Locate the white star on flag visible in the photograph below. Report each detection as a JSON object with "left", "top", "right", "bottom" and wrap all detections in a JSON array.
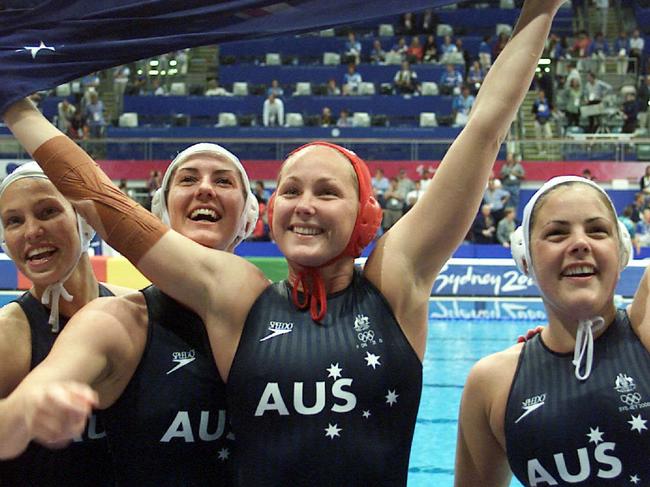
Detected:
[
  {"left": 327, "top": 363, "right": 343, "bottom": 380},
  {"left": 362, "top": 410, "right": 371, "bottom": 419},
  {"left": 628, "top": 414, "right": 648, "bottom": 434},
  {"left": 365, "top": 352, "right": 381, "bottom": 369},
  {"left": 324, "top": 423, "right": 342, "bottom": 439},
  {"left": 217, "top": 447, "right": 230, "bottom": 461},
  {"left": 586, "top": 427, "right": 604, "bottom": 444},
  {"left": 21, "top": 41, "right": 56, "bottom": 59},
  {"left": 385, "top": 389, "right": 399, "bottom": 406},
  {"left": 630, "top": 474, "right": 640, "bottom": 484}
]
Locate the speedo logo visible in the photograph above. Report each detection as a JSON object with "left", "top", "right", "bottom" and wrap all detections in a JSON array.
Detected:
[
  {"left": 260, "top": 321, "right": 294, "bottom": 342},
  {"left": 515, "top": 393, "right": 546, "bottom": 423},
  {"left": 166, "top": 349, "right": 196, "bottom": 375}
]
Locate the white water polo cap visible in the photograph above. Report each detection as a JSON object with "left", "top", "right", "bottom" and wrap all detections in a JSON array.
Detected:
[
  {"left": 0, "top": 162, "right": 95, "bottom": 332},
  {"left": 151, "top": 143, "right": 259, "bottom": 248}
]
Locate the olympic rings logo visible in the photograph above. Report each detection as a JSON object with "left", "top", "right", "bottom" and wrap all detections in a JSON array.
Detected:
[
  {"left": 620, "top": 393, "right": 642, "bottom": 405},
  {"left": 357, "top": 330, "right": 375, "bottom": 343}
]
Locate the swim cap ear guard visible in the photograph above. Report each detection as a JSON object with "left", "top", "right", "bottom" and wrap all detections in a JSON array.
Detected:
[{"left": 151, "top": 143, "right": 259, "bottom": 248}]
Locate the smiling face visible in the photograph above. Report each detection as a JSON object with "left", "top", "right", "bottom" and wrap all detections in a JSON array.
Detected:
[
  {"left": 529, "top": 184, "right": 620, "bottom": 321},
  {"left": 272, "top": 145, "right": 359, "bottom": 268},
  {"left": 0, "top": 178, "right": 81, "bottom": 285},
  {"left": 166, "top": 154, "right": 246, "bottom": 250}
]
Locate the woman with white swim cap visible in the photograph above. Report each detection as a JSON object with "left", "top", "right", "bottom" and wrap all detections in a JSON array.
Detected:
[
  {"left": 0, "top": 144, "right": 256, "bottom": 486},
  {"left": 455, "top": 176, "right": 650, "bottom": 486},
  {"left": 2, "top": 0, "right": 562, "bottom": 483},
  {"left": 0, "top": 163, "right": 132, "bottom": 485}
]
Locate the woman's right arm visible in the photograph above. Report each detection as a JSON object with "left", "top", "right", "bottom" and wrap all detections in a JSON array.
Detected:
[{"left": 2, "top": 99, "right": 269, "bottom": 323}]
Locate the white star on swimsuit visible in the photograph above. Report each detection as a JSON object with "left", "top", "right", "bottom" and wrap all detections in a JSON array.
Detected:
[
  {"left": 327, "top": 363, "right": 343, "bottom": 380},
  {"left": 628, "top": 414, "right": 648, "bottom": 434},
  {"left": 630, "top": 474, "right": 640, "bottom": 484},
  {"left": 362, "top": 410, "right": 371, "bottom": 419},
  {"left": 324, "top": 423, "right": 342, "bottom": 439},
  {"left": 20, "top": 41, "right": 56, "bottom": 59},
  {"left": 385, "top": 389, "right": 399, "bottom": 406},
  {"left": 586, "top": 427, "right": 604, "bottom": 444},
  {"left": 365, "top": 352, "right": 381, "bottom": 369},
  {"left": 217, "top": 448, "right": 230, "bottom": 461}
]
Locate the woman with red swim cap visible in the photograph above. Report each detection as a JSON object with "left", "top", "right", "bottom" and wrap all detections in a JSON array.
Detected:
[{"left": 1, "top": 1, "right": 560, "bottom": 484}]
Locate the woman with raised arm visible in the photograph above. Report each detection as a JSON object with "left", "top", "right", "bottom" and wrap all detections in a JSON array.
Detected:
[
  {"left": 0, "top": 163, "right": 132, "bottom": 486},
  {"left": 1, "top": 1, "right": 562, "bottom": 484},
  {"left": 0, "top": 144, "right": 258, "bottom": 486},
  {"left": 455, "top": 176, "right": 650, "bottom": 486}
]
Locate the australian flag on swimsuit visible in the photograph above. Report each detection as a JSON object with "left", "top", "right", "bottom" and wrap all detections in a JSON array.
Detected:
[{"left": 0, "top": 0, "right": 461, "bottom": 115}]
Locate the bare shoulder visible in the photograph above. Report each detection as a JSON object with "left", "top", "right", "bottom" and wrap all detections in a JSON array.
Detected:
[
  {"left": 465, "top": 343, "right": 523, "bottom": 397},
  {"left": 0, "top": 302, "right": 31, "bottom": 396},
  {"left": 102, "top": 283, "right": 136, "bottom": 297}
]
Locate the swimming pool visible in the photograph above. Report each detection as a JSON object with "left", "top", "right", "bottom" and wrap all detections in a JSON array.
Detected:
[{"left": 408, "top": 312, "right": 540, "bottom": 486}]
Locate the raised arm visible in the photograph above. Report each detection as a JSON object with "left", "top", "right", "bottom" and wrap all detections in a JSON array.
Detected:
[
  {"left": 365, "top": 0, "right": 563, "bottom": 350},
  {"left": 0, "top": 294, "right": 144, "bottom": 459},
  {"left": 2, "top": 99, "right": 268, "bottom": 324},
  {"left": 628, "top": 265, "right": 650, "bottom": 349}
]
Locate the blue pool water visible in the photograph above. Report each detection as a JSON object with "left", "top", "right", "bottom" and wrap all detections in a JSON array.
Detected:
[{"left": 408, "top": 318, "right": 537, "bottom": 487}]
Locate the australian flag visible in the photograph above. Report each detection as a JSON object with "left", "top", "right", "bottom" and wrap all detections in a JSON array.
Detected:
[{"left": 0, "top": 0, "right": 460, "bottom": 115}]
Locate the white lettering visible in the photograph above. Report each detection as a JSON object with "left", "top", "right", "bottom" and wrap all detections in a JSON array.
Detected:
[
  {"left": 160, "top": 411, "right": 194, "bottom": 442},
  {"left": 594, "top": 443, "right": 622, "bottom": 479},
  {"left": 293, "top": 382, "right": 326, "bottom": 415},
  {"left": 554, "top": 448, "right": 590, "bottom": 483},
  {"left": 528, "top": 459, "right": 559, "bottom": 486},
  {"left": 72, "top": 414, "right": 105, "bottom": 442},
  {"left": 331, "top": 378, "right": 356, "bottom": 413},
  {"left": 255, "top": 383, "right": 290, "bottom": 416},
  {"left": 198, "top": 410, "right": 226, "bottom": 441}
]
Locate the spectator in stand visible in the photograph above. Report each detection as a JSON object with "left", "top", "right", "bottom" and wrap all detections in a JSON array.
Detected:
[
  {"left": 370, "top": 40, "right": 386, "bottom": 65},
  {"left": 479, "top": 35, "right": 492, "bottom": 70},
  {"left": 455, "top": 38, "right": 470, "bottom": 68},
  {"left": 492, "top": 32, "right": 509, "bottom": 61},
  {"left": 630, "top": 29, "right": 645, "bottom": 74},
  {"left": 640, "top": 165, "right": 650, "bottom": 196},
  {"left": 126, "top": 74, "right": 146, "bottom": 96},
  {"left": 382, "top": 177, "right": 404, "bottom": 231},
  {"left": 262, "top": 93, "right": 284, "bottom": 127},
  {"left": 565, "top": 61, "right": 581, "bottom": 86},
  {"left": 439, "top": 35, "right": 458, "bottom": 63},
  {"left": 68, "top": 110, "right": 89, "bottom": 140},
  {"left": 250, "top": 199, "right": 270, "bottom": 242},
  {"left": 372, "top": 168, "right": 389, "bottom": 208},
  {"left": 342, "top": 63, "right": 362, "bottom": 95},
  {"left": 84, "top": 91, "right": 105, "bottom": 139},
  {"left": 56, "top": 98, "right": 76, "bottom": 133},
  {"left": 584, "top": 71, "right": 612, "bottom": 133},
  {"left": 336, "top": 109, "right": 352, "bottom": 127},
  {"left": 393, "top": 61, "right": 419, "bottom": 95},
  {"left": 588, "top": 32, "right": 610, "bottom": 74},
  {"left": 148, "top": 78, "right": 166, "bottom": 96},
  {"left": 320, "top": 107, "right": 335, "bottom": 127},
  {"left": 344, "top": 32, "right": 362, "bottom": 65},
  {"left": 499, "top": 152, "right": 525, "bottom": 211},
  {"left": 483, "top": 176, "right": 510, "bottom": 222},
  {"left": 614, "top": 30, "right": 631, "bottom": 75},
  {"left": 267, "top": 79, "right": 284, "bottom": 98},
  {"left": 622, "top": 92, "right": 640, "bottom": 133},
  {"left": 396, "top": 168, "right": 415, "bottom": 199},
  {"left": 496, "top": 207, "right": 517, "bottom": 248},
  {"left": 467, "top": 60, "right": 484, "bottom": 93},
  {"left": 404, "top": 179, "right": 425, "bottom": 213},
  {"left": 452, "top": 85, "right": 475, "bottom": 127},
  {"left": 471, "top": 204, "right": 496, "bottom": 244},
  {"left": 326, "top": 78, "right": 341, "bottom": 96},
  {"left": 113, "top": 65, "right": 131, "bottom": 98},
  {"left": 406, "top": 37, "right": 424, "bottom": 64},
  {"left": 422, "top": 35, "right": 437, "bottom": 63},
  {"left": 204, "top": 79, "right": 232, "bottom": 96},
  {"left": 620, "top": 204, "right": 641, "bottom": 255},
  {"left": 637, "top": 208, "right": 650, "bottom": 247},
  {"left": 253, "top": 180, "right": 271, "bottom": 204},
  {"left": 638, "top": 75, "right": 650, "bottom": 113},
  {"left": 572, "top": 30, "right": 591, "bottom": 58},
  {"left": 421, "top": 9, "right": 438, "bottom": 34},
  {"left": 581, "top": 168, "right": 595, "bottom": 181},
  {"left": 546, "top": 33, "right": 565, "bottom": 62},
  {"left": 632, "top": 192, "right": 646, "bottom": 223},
  {"left": 532, "top": 89, "right": 553, "bottom": 153},
  {"left": 80, "top": 72, "right": 100, "bottom": 97},
  {"left": 399, "top": 12, "right": 416, "bottom": 35},
  {"left": 439, "top": 63, "right": 463, "bottom": 95},
  {"left": 562, "top": 77, "right": 583, "bottom": 127},
  {"left": 390, "top": 37, "right": 408, "bottom": 62}
]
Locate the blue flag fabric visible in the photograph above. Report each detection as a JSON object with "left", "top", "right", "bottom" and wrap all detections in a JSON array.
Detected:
[{"left": 0, "top": 0, "right": 461, "bottom": 115}]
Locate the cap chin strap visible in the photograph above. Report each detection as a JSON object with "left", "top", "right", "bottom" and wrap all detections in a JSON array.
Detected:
[
  {"left": 572, "top": 316, "right": 605, "bottom": 381},
  {"left": 41, "top": 282, "right": 74, "bottom": 333},
  {"left": 291, "top": 268, "right": 327, "bottom": 322}
]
